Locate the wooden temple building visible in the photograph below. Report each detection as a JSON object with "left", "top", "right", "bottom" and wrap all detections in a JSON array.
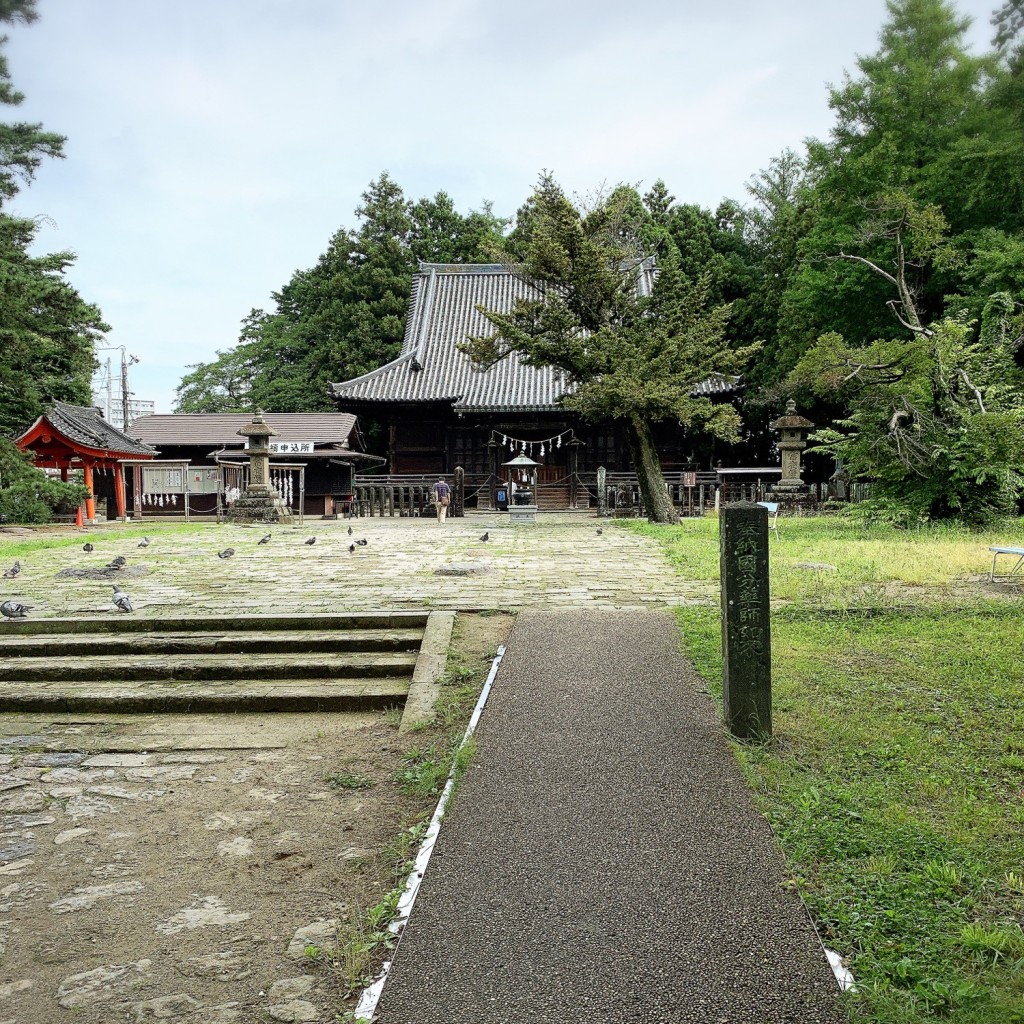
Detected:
[
  {"left": 330, "top": 262, "right": 740, "bottom": 507},
  {"left": 15, "top": 401, "right": 157, "bottom": 523}
]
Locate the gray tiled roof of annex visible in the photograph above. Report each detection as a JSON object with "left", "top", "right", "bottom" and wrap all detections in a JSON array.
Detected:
[{"left": 130, "top": 413, "right": 359, "bottom": 447}]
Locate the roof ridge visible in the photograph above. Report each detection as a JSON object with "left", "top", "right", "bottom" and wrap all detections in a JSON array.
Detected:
[{"left": 416, "top": 262, "right": 508, "bottom": 274}]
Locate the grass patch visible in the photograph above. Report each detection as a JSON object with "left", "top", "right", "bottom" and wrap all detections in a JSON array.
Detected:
[
  {"left": 668, "top": 514, "right": 1024, "bottom": 1024},
  {"left": 0, "top": 522, "right": 212, "bottom": 558},
  {"left": 626, "top": 514, "right": 1024, "bottom": 607},
  {"left": 325, "top": 771, "right": 375, "bottom": 791}
]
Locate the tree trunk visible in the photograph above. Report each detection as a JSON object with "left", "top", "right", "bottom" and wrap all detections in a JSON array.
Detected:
[{"left": 624, "top": 415, "right": 678, "bottom": 524}]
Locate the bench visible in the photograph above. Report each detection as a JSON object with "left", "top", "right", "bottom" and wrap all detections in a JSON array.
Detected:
[
  {"left": 989, "top": 546, "right": 1024, "bottom": 582},
  {"left": 757, "top": 501, "right": 780, "bottom": 539}
]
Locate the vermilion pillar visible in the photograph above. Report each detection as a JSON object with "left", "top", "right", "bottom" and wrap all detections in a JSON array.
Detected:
[
  {"left": 60, "top": 466, "right": 69, "bottom": 482},
  {"left": 83, "top": 462, "right": 96, "bottom": 522},
  {"left": 114, "top": 464, "right": 127, "bottom": 520}
]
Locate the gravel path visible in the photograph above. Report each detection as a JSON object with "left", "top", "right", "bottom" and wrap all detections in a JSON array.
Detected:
[{"left": 375, "top": 610, "right": 848, "bottom": 1024}]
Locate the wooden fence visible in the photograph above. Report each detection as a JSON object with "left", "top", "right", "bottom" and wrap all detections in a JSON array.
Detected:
[{"left": 351, "top": 470, "right": 872, "bottom": 517}]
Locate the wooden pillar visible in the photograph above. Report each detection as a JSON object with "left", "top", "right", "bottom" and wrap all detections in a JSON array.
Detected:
[
  {"left": 83, "top": 462, "right": 96, "bottom": 523},
  {"left": 454, "top": 466, "right": 465, "bottom": 518},
  {"left": 114, "top": 463, "right": 127, "bottom": 521},
  {"left": 568, "top": 439, "right": 582, "bottom": 509},
  {"left": 60, "top": 466, "right": 69, "bottom": 483}
]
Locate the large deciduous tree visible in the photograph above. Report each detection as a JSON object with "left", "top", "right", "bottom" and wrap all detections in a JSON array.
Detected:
[
  {"left": 0, "top": 0, "right": 104, "bottom": 438},
  {"left": 464, "top": 174, "right": 755, "bottom": 525}
]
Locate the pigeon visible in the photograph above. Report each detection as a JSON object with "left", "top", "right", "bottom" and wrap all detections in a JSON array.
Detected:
[
  {"left": 3, "top": 561, "right": 20, "bottom": 579},
  {"left": 479, "top": 532, "right": 490, "bottom": 542},
  {"left": 0, "top": 600, "right": 30, "bottom": 620},
  {"left": 138, "top": 537, "right": 150, "bottom": 548},
  {"left": 348, "top": 543, "right": 356, "bottom": 554},
  {"left": 111, "top": 585, "right": 133, "bottom": 613},
  {"left": 356, "top": 539, "right": 368, "bottom": 547},
  {"left": 304, "top": 537, "right": 316, "bottom": 546},
  {"left": 596, "top": 528, "right": 604, "bottom": 536},
  {"left": 347, "top": 525, "right": 353, "bottom": 536},
  {"left": 83, "top": 543, "right": 94, "bottom": 553},
  {"left": 106, "top": 556, "right": 127, "bottom": 569},
  {"left": 218, "top": 548, "right": 235, "bottom": 559},
  {"left": 258, "top": 533, "right": 272, "bottom": 545}
]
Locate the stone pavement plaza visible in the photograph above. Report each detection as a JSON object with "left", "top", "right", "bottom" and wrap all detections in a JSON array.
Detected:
[{"left": 9, "top": 513, "right": 713, "bottom": 619}]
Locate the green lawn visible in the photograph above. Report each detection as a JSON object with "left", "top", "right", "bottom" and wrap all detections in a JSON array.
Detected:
[{"left": 625, "top": 515, "right": 1024, "bottom": 1024}]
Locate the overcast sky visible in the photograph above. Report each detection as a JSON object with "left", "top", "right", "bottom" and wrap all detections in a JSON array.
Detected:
[{"left": 7, "top": 0, "right": 1001, "bottom": 414}]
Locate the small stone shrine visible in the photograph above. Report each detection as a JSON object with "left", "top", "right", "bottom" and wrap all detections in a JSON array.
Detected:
[
  {"left": 227, "top": 410, "right": 294, "bottom": 523},
  {"left": 769, "top": 400, "right": 815, "bottom": 493}
]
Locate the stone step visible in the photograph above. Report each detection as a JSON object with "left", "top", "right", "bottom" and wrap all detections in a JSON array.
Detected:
[
  {"left": 0, "top": 679, "right": 410, "bottom": 714},
  {"left": 0, "top": 651, "right": 418, "bottom": 683},
  {"left": 0, "top": 611, "right": 429, "bottom": 636},
  {"left": 0, "top": 627, "right": 424, "bottom": 658}
]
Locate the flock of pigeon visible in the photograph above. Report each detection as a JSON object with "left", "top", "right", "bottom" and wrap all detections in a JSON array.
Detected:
[
  {"left": 1, "top": 520, "right": 597, "bottom": 622},
  {"left": 0, "top": 527, "right": 379, "bottom": 621}
]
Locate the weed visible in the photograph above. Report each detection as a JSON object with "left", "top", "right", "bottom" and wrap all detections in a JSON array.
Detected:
[
  {"left": 381, "top": 705, "right": 404, "bottom": 728},
  {"left": 397, "top": 745, "right": 447, "bottom": 797},
  {"left": 923, "top": 860, "right": 964, "bottom": 887},
  {"left": 327, "top": 889, "right": 401, "bottom": 995},
  {"left": 960, "top": 922, "right": 1024, "bottom": 965},
  {"left": 325, "top": 772, "right": 374, "bottom": 791}
]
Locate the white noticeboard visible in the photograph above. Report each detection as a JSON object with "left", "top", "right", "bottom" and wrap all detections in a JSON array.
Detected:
[{"left": 268, "top": 442, "right": 313, "bottom": 454}]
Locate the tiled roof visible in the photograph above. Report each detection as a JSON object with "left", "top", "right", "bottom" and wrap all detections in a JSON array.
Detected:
[
  {"left": 330, "top": 262, "right": 738, "bottom": 412},
  {"left": 130, "top": 413, "right": 359, "bottom": 447},
  {"left": 690, "top": 373, "right": 743, "bottom": 397},
  {"left": 46, "top": 402, "right": 157, "bottom": 456}
]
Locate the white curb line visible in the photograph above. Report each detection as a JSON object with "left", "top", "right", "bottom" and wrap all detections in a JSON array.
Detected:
[{"left": 354, "top": 643, "right": 507, "bottom": 1021}]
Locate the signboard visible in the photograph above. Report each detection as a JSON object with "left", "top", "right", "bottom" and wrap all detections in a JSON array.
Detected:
[
  {"left": 683, "top": 471, "right": 697, "bottom": 488},
  {"left": 269, "top": 442, "right": 314, "bottom": 454}
]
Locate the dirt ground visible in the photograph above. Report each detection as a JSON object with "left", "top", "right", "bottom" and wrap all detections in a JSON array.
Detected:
[{"left": 0, "top": 612, "right": 513, "bottom": 1024}]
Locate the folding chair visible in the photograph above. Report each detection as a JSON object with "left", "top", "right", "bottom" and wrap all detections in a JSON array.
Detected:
[{"left": 988, "top": 545, "right": 1024, "bottom": 582}]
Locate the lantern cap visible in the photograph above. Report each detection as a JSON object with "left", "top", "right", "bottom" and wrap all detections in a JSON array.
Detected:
[
  {"left": 770, "top": 399, "right": 815, "bottom": 431},
  {"left": 502, "top": 453, "right": 541, "bottom": 468}
]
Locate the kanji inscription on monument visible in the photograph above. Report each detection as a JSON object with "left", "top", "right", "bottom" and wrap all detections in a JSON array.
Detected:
[{"left": 719, "top": 501, "right": 772, "bottom": 739}]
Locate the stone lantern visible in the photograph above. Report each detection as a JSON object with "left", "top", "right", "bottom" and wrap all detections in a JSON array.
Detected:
[
  {"left": 502, "top": 452, "right": 541, "bottom": 524},
  {"left": 769, "top": 400, "right": 815, "bottom": 492},
  {"left": 228, "top": 410, "right": 293, "bottom": 523}
]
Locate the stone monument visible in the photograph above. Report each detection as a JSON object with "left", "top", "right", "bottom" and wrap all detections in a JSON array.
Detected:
[
  {"left": 769, "top": 400, "right": 815, "bottom": 492},
  {"left": 227, "top": 410, "right": 293, "bottom": 523},
  {"left": 719, "top": 501, "right": 772, "bottom": 740}
]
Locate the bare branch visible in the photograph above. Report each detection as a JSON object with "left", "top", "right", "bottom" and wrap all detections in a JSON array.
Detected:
[
  {"left": 957, "top": 369, "right": 986, "bottom": 413},
  {"left": 885, "top": 300, "right": 934, "bottom": 337},
  {"left": 834, "top": 251, "right": 898, "bottom": 287}
]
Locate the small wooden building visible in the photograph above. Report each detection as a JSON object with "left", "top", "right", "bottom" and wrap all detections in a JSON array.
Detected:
[
  {"left": 330, "top": 262, "right": 740, "bottom": 507},
  {"left": 15, "top": 401, "right": 157, "bottom": 523},
  {"left": 129, "top": 413, "right": 381, "bottom": 517}
]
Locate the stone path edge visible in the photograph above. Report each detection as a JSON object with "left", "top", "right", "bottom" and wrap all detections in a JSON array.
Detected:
[{"left": 400, "top": 611, "right": 457, "bottom": 732}]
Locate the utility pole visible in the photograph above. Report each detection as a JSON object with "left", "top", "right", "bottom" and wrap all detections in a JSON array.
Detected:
[
  {"left": 121, "top": 350, "right": 130, "bottom": 429},
  {"left": 117, "top": 349, "right": 140, "bottom": 427}
]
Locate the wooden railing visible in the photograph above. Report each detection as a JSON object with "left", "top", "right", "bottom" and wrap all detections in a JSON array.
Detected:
[{"left": 352, "top": 470, "right": 867, "bottom": 517}]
